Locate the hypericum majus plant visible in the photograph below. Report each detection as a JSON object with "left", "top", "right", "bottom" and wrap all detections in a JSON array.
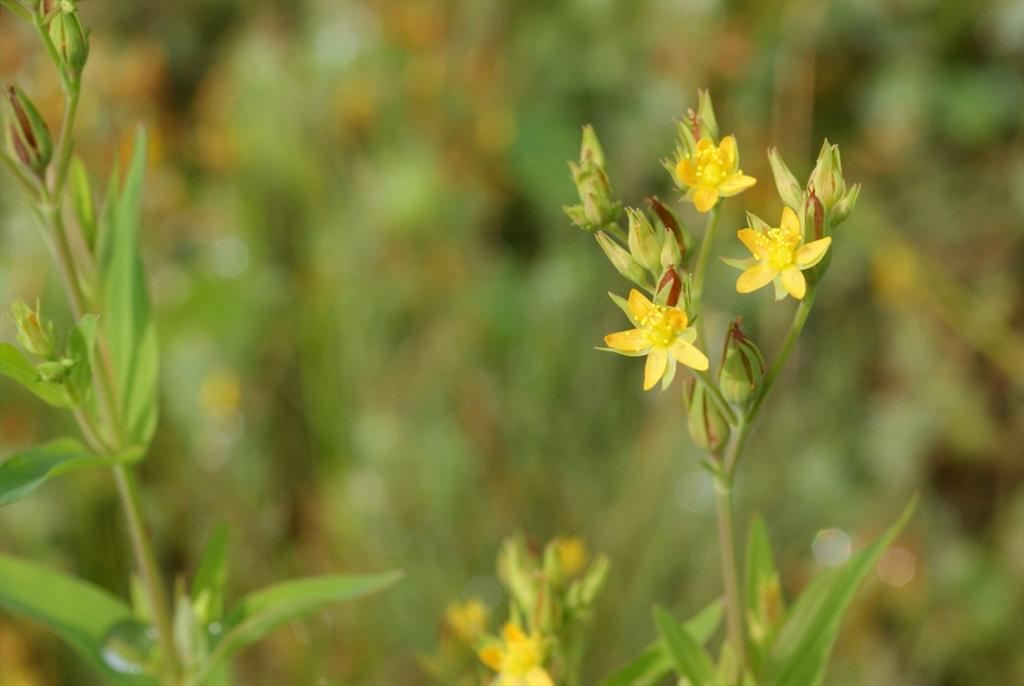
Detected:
[
  {"left": 566, "top": 91, "right": 913, "bottom": 686},
  {"left": 0, "top": 0, "right": 399, "bottom": 682}
]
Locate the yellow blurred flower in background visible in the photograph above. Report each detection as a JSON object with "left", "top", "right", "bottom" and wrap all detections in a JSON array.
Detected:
[
  {"left": 478, "top": 622, "right": 554, "bottom": 686},
  {"left": 553, "top": 536, "right": 588, "bottom": 579},
  {"left": 446, "top": 599, "right": 487, "bottom": 644}
]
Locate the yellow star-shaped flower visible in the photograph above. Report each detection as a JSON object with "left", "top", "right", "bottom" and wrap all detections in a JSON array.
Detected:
[
  {"left": 734, "top": 207, "right": 831, "bottom": 300},
  {"left": 675, "top": 136, "right": 757, "bottom": 213},
  {"left": 603, "top": 289, "right": 709, "bottom": 391},
  {"left": 478, "top": 623, "right": 554, "bottom": 686}
]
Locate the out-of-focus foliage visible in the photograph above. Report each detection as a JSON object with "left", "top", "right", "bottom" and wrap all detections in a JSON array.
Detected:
[{"left": 1, "top": 2, "right": 1021, "bottom": 684}]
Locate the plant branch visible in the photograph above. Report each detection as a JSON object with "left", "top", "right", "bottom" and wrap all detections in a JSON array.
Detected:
[
  {"left": 691, "top": 204, "right": 721, "bottom": 346},
  {"left": 714, "top": 477, "right": 744, "bottom": 683}
]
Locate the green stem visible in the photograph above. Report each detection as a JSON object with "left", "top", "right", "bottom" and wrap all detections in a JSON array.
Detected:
[
  {"left": 691, "top": 204, "right": 721, "bottom": 345},
  {"left": 723, "top": 288, "right": 816, "bottom": 477},
  {"left": 1, "top": 0, "right": 33, "bottom": 22},
  {"left": 52, "top": 88, "right": 80, "bottom": 195},
  {"left": 714, "top": 477, "right": 744, "bottom": 683}
]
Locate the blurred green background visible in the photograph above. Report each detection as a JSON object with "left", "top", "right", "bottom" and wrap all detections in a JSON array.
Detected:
[{"left": 1, "top": 1, "right": 1022, "bottom": 684}]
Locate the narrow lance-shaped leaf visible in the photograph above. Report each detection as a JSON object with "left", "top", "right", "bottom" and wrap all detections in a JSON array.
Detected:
[
  {"left": 0, "top": 342, "right": 70, "bottom": 407},
  {"left": 0, "top": 553, "right": 158, "bottom": 686},
  {"left": 601, "top": 600, "right": 723, "bottom": 686},
  {"left": 744, "top": 514, "right": 784, "bottom": 673},
  {"left": 97, "top": 127, "right": 159, "bottom": 448},
  {"left": 0, "top": 437, "right": 141, "bottom": 506},
  {"left": 765, "top": 497, "right": 918, "bottom": 686},
  {"left": 191, "top": 521, "right": 229, "bottom": 625},
  {"left": 196, "top": 570, "right": 403, "bottom": 682},
  {"left": 653, "top": 605, "right": 717, "bottom": 686}
]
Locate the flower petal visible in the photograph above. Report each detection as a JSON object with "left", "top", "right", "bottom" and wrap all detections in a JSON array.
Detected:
[
  {"left": 502, "top": 622, "right": 525, "bottom": 643},
  {"left": 525, "top": 667, "right": 556, "bottom": 686},
  {"left": 643, "top": 348, "right": 668, "bottom": 390},
  {"left": 675, "top": 158, "right": 698, "bottom": 187},
  {"left": 627, "top": 288, "right": 655, "bottom": 322},
  {"left": 737, "top": 228, "right": 772, "bottom": 261},
  {"left": 479, "top": 647, "right": 504, "bottom": 671},
  {"left": 719, "top": 173, "right": 757, "bottom": 197},
  {"left": 795, "top": 237, "right": 832, "bottom": 268},
  {"left": 692, "top": 186, "right": 720, "bottom": 213},
  {"left": 736, "top": 263, "right": 779, "bottom": 293},
  {"left": 721, "top": 256, "right": 757, "bottom": 270},
  {"left": 780, "top": 267, "right": 807, "bottom": 299},
  {"left": 604, "top": 328, "right": 649, "bottom": 353},
  {"left": 671, "top": 340, "right": 709, "bottom": 371},
  {"left": 660, "top": 357, "right": 678, "bottom": 390},
  {"left": 780, "top": 206, "right": 801, "bottom": 236},
  {"left": 719, "top": 135, "right": 738, "bottom": 170}
]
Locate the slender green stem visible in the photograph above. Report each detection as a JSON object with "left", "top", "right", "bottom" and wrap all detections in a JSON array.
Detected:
[
  {"left": 691, "top": 204, "right": 721, "bottom": 345},
  {"left": 714, "top": 477, "right": 744, "bottom": 682},
  {"left": 52, "top": 88, "right": 80, "bottom": 194}
]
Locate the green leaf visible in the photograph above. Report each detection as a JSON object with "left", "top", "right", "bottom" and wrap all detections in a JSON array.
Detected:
[
  {"left": 0, "top": 553, "right": 157, "bottom": 686},
  {"left": 192, "top": 521, "right": 229, "bottom": 624},
  {"left": 66, "top": 313, "right": 99, "bottom": 403},
  {"left": 0, "top": 438, "right": 140, "bottom": 506},
  {"left": 765, "top": 497, "right": 918, "bottom": 686},
  {"left": 0, "top": 342, "right": 70, "bottom": 407},
  {"left": 97, "top": 128, "right": 159, "bottom": 448},
  {"left": 744, "top": 514, "right": 784, "bottom": 672},
  {"left": 198, "top": 570, "right": 403, "bottom": 680},
  {"left": 601, "top": 600, "right": 723, "bottom": 686},
  {"left": 653, "top": 606, "right": 716, "bottom": 686}
]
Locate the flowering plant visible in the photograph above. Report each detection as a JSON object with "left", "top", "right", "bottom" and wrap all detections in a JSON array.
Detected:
[{"left": 0, "top": 2, "right": 398, "bottom": 683}]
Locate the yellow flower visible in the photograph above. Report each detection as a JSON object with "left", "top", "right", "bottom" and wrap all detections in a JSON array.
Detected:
[
  {"left": 734, "top": 207, "right": 831, "bottom": 300},
  {"left": 446, "top": 599, "right": 487, "bottom": 644},
  {"left": 675, "top": 136, "right": 757, "bottom": 213},
  {"left": 603, "top": 289, "right": 709, "bottom": 391},
  {"left": 554, "top": 536, "right": 588, "bottom": 578},
  {"left": 478, "top": 622, "right": 554, "bottom": 686}
]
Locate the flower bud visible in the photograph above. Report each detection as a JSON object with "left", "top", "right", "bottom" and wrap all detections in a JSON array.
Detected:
[
  {"left": 718, "top": 318, "right": 764, "bottom": 406},
  {"left": 563, "top": 126, "right": 622, "bottom": 231},
  {"left": 36, "top": 358, "right": 74, "bottom": 384},
  {"left": 655, "top": 267, "right": 682, "bottom": 308},
  {"left": 646, "top": 195, "right": 692, "bottom": 264},
  {"left": 497, "top": 535, "right": 538, "bottom": 619},
  {"left": 5, "top": 85, "right": 52, "bottom": 176},
  {"left": 48, "top": 2, "right": 89, "bottom": 78},
  {"left": 579, "top": 123, "right": 605, "bottom": 168},
  {"left": 10, "top": 299, "right": 56, "bottom": 359},
  {"left": 683, "top": 377, "right": 730, "bottom": 454},
  {"left": 768, "top": 147, "right": 804, "bottom": 211},
  {"left": 595, "top": 231, "right": 651, "bottom": 289},
  {"left": 626, "top": 208, "right": 660, "bottom": 274},
  {"left": 831, "top": 182, "right": 860, "bottom": 227},
  {"left": 696, "top": 89, "right": 718, "bottom": 141},
  {"left": 808, "top": 139, "right": 845, "bottom": 210}
]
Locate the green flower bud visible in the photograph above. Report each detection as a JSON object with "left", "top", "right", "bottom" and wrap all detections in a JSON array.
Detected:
[
  {"left": 683, "top": 377, "right": 730, "bottom": 454},
  {"left": 579, "top": 123, "right": 605, "bottom": 168},
  {"left": 497, "top": 535, "right": 539, "bottom": 619},
  {"left": 5, "top": 85, "right": 52, "bottom": 176},
  {"left": 696, "top": 89, "right": 718, "bottom": 141},
  {"left": 10, "top": 299, "right": 56, "bottom": 358},
  {"left": 49, "top": 1, "right": 89, "bottom": 77},
  {"left": 595, "top": 231, "right": 651, "bottom": 289},
  {"left": 831, "top": 182, "right": 860, "bottom": 227},
  {"left": 768, "top": 147, "right": 804, "bottom": 211},
  {"left": 36, "top": 358, "right": 74, "bottom": 384},
  {"left": 566, "top": 553, "right": 610, "bottom": 612},
  {"left": 718, "top": 318, "right": 765, "bottom": 406},
  {"left": 626, "top": 208, "right": 660, "bottom": 273},
  {"left": 646, "top": 195, "right": 692, "bottom": 265},
  {"left": 808, "top": 139, "right": 846, "bottom": 210},
  {"left": 564, "top": 126, "right": 622, "bottom": 231}
]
